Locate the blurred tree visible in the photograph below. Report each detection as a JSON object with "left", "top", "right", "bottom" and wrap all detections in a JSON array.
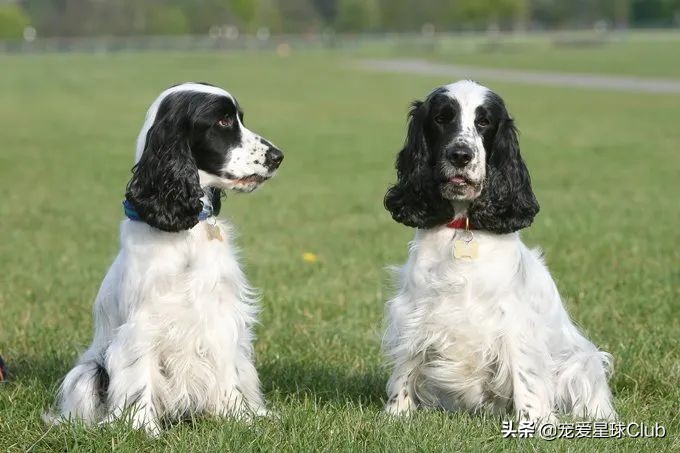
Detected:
[
  {"left": 610, "top": 0, "right": 631, "bottom": 28},
  {"left": 452, "top": 0, "right": 529, "bottom": 29},
  {"left": 231, "top": 0, "right": 257, "bottom": 25},
  {"left": 378, "top": 0, "right": 421, "bottom": 31},
  {"left": 377, "top": 0, "right": 465, "bottom": 32},
  {"left": 12, "top": 0, "right": 680, "bottom": 37},
  {"left": 254, "top": 0, "right": 284, "bottom": 33},
  {"left": 179, "top": 0, "right": 236, "bottom": 34},
  {"left": 21, "top": 0, "right": 56, "bottom": 35},
  {"left": 530, "top": 0, "right": 636, "bottom": 29},
  {"left": 530, "top": 0, "right": 579, "bottom": 27},
  {"left": 148, "top": 5, "right": 189, "bottom": 35},
  {"left": 632, "top": 0, "right": 680, "bottom": 27},
  {"left": 311, "top": 0, "right": 338, "bottom": 25},
  {"left": 0, "top": 3, "right": 30, "bottom": 39},
  {"left": 336, "top": 0, "right": 380, "bottom": 31},
  {"left": 275, "top": 0, "right": 320, "bottom": 32}
]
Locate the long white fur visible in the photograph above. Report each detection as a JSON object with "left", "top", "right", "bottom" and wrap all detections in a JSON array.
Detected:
[
  {"left": 48, "top": 84, "right": 268, "bottom": 434},
  {"left": 384, "top": 82, "right": 616, "bottom": 422}
]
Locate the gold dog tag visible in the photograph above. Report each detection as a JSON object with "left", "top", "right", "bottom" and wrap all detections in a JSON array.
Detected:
[
  {"left": 453, "top": 231, "right": 478, "bottom": 260},
  {"left": 206, "top": 223, "right": 223, "bottom": 241}
]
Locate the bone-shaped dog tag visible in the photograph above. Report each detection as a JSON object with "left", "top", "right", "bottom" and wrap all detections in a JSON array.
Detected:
[
  {"left": 453, "top": 231, "right": 478, "bottom": 260},
  {"left": 206, "top": 223, "right": 223, "bottom": 241}
]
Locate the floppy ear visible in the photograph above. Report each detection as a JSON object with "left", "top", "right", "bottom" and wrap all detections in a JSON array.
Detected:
[
  {"left": 125, "top": 118, "right": 203, "bottom": 232},
  {"left": 384, "top": 101, "right": 453, "bottom": 228},
  {"left": 209, "top": 187, "right": 222, "bottom": 216},
  {"left": 469, "top": 117, "right": 539, "bottom": 234}
]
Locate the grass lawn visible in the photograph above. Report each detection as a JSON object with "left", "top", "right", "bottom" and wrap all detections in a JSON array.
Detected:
[
  {"left": 359, "top": 30, "right": 680, "bottom": 79},
  {"left": 0, "top": 45, "right": 678, "bottom": 451}
]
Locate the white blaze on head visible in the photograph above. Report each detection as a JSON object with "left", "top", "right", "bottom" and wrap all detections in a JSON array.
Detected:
[
  {"left": 443, "top": 80, "right": 489, "bottom": 140},
  {"left": 134, "top": 83, "right": 234, "bottom": 163},
  {"left": 441, "top": 80, "right": 491, "bottom": 190}
]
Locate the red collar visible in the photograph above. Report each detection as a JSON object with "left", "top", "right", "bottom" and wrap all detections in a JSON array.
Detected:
[{"left": 446, "top": 217, "right": 473, "bottom": 230}]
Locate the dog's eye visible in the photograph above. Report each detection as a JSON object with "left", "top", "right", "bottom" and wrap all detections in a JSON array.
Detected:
[
  {"left": 217, "top": 117, "right": 234, "bottom": 128},
  {"left": 434, "top": 109, "right": 455, "bottom": 124},
  {"left": 476, "top": 118, "right": 490, "bottom": 128}
]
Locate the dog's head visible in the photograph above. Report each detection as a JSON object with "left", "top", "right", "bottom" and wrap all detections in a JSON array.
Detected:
[
  {"left": 126, "top": 83, "right": 283, "bottom": 232},
  {"left": 384, "top": 80, "right": 539, "bottom": 233}
]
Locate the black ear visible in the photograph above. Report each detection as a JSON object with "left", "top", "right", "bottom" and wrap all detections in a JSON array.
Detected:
[
  {"left": 469, "top": 117, "right": 539, "bottom": 234},
  {"left": 209, "top": 187, "right": 222, "bottom": 216},
  {"left": 384, "top": 101, "right": 453, "bottom": 228},
  {"left": 125, "top": 118, "right": 203, "bottom": 232}
]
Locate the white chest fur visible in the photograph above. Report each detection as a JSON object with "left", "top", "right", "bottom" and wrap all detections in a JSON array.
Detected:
[
  {"left": 390, "top": 227, "right": 525, "bottom": 411},
  {"left": 111, "top": 219, "right": 259, "bottom": 416},
  {"left": 385, "top": 225, "right": 616, "bottom": 421},
  {"left": 53, "top": 216, "right": 268, "bottom": 432}
]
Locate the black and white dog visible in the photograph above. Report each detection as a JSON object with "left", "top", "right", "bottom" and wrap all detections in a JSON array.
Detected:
[
  {"left": 47, "top": 83, "right": 283, "bottom": 433},
  {"left": 383, "top": 80, "right": 615, "bottom": 422}
]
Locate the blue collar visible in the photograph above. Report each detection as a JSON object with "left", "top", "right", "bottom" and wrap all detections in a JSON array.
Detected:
[{"left": 123, "top": 199, "right": 213, "bottom": 223}]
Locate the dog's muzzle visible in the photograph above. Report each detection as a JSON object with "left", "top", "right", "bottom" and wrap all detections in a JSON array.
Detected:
[{"left": 264, "top": 146, "right": 284, "bottom": 171}]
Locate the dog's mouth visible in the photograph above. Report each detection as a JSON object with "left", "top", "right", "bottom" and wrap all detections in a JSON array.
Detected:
[
  {"left": 232, "top": 174, "right": 269, "bottom": 185},
  {"left": 446, "top": 175, "right": 480, "bottom": 189},
  {"left": 450, "top": 176, "right": 473, "bottom": 187},
  {"left": 222, "top": 172, "right": 274, "bottom": 193},
  {"left": 440, "top": 174, "right": 482, "bottom": 200}
]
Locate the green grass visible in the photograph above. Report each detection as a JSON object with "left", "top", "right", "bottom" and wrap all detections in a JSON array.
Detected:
[
  {"left": 0, "top": 44, "right": 679, "bottom": 451},
  {"left": 358, "top": 30, "right": 680, "bottom": 78}
]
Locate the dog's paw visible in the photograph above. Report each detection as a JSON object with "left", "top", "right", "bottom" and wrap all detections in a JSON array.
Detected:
[
  {"left": 518, "top": 409, "right": 558, "bottom": 427},
  {"left": 130, "top": 408, "right": 161, "bottom": 436},
  {"left": 384, "top": 392, "right": 417, "bottom": 416},
  {"left": 41, "top": 411, "right": 62, "bottom": 426},
  {"left": 586, "top": 402, "right": 618, "bottom": 421},
  {"left": 240, "top": 406, "right": 276, "bottom": 422},
  {"left": 98, "top": 408, "right": 161, "bottom": 436},
  {"left": 253, "top": 407, "right": 276, "bottom": 419},
  {"left": 141, "top": 420, "right": 162, "bottom": 437}
]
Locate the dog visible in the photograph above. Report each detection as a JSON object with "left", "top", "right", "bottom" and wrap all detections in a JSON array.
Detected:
[
  {"left": 382, "top": 80, "right": 615, "bottom": 423},
  {"left": 47, "top": 83, "right": 283, "bottom": 433}
]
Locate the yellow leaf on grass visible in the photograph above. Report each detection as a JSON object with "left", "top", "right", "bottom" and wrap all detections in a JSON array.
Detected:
[{"left": 302, "top": 252, "right": 318, "bottom": 263}]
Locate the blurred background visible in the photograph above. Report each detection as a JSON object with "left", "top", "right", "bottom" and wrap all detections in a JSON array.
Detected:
[{"left": 1, "top": 0, "right": 679, "bottom": 52}]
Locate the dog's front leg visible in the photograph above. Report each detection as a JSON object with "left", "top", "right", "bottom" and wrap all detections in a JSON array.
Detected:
[
  {"left": 508, "top": 338, "right": 556, "bottom": 424},
  {"left": 103, "top": 324, "right": 161, "bottom": 435},
  {"left": 210, "top": 347, "right": 267, "bottom": 420},
  {"left": 384, "top": 356, "right": 421, "bottom": 416},
  {"left": 234, "top": 355, "right": 268, "bottom": 418}
]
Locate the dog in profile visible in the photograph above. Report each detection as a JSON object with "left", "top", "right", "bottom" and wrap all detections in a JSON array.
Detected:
[
  {"left": 47, "top": 83, "right": 283, "bottom": 433},
  {"left": 382, "top": 80, "right": 615, "bottom": 422}
]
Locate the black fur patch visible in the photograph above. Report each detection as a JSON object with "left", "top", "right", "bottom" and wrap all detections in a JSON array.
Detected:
[
  {"left": 95, "top": 363, "right": 109, "bottom": 402},
  {"left": 468, "top": 93, "right": 539, "bottom": 233},
  {"left": 384, "top": 98, "right": 455, "bottom": 228}
]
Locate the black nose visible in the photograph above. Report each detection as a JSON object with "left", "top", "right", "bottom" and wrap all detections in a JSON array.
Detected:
[
  {"left": 265, "top": 147, "right": 284, "bottom": 169},
  {"left": 446, "top": 146, "right": 473, "bottom": 168}
]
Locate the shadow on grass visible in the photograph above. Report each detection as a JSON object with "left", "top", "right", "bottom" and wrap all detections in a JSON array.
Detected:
[
  {"left": 259, "top": 358, "right": 387, "bottom": 407},
  {"left": 7, "top": 353, "right": 389, "bottom": 410},
  {"left": 4, "top": 354, "right": 71, "bottom": 391}
]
